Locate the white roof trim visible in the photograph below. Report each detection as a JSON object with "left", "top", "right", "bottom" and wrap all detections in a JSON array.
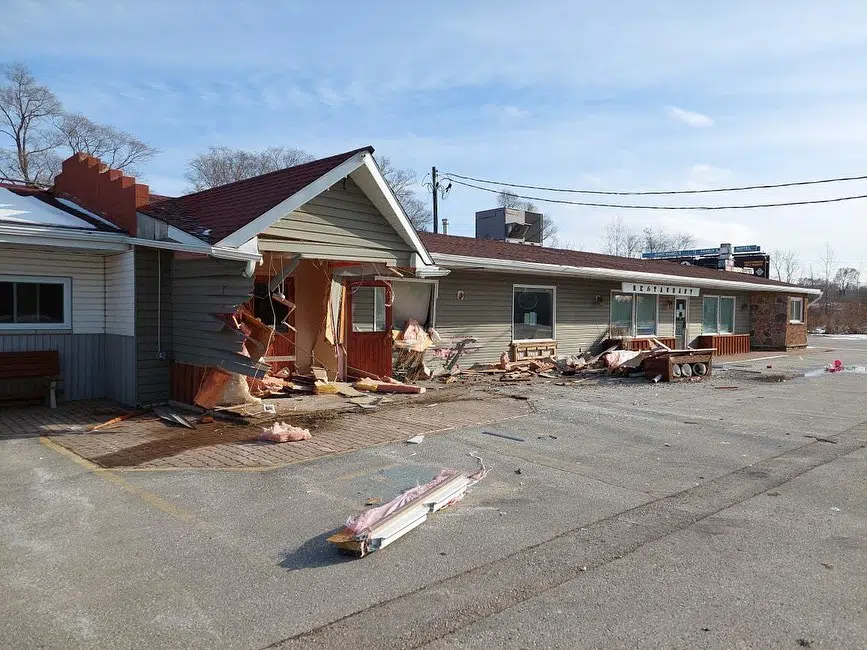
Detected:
[
  {"left": 127, "top": 237, "right": 261, "bottom": 262},
  {"left": 0, "top": 222, "right": 259, "bottom": 261},
  {"left": 432, "top": 252, "right": 822, "bottom": 295},
  {"left": 166, "top": 223, "right": 209, "bottom": 246},
  {"left": 214, "top": 150, "right": 435, "bottom": 267},
  {"left": 0, "top": 223, "right": 128, "bottom": 252},
  {"left": 350, "top": 154, "right": 434, "bottom": 266}
]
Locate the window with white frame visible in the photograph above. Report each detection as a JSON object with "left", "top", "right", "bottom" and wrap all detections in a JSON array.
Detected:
[
  {"left": 789, "top": 297, "right": 804, "bottom": 323},
  {"left": 351, "top": 286, "right": 387, "bottom": 332},
  {"left": 0, "top": 276, "right": 71, "bottom": 330},
  {"left": 610, "top": 293, "right": 658, "bottom": 337},
  {"left": 513, "top": 286, "right": 555, "bottom": 340},
  {"left": 702, "top": 295, "right": 735, "bottom": 334}
]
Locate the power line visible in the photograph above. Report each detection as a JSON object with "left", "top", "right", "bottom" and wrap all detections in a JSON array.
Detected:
[
  {"left": 443, "top": 176, "right": 867, "bottom": 210},
  {"left": 442, "top": 170, "right": 867, "bottom": 196}
]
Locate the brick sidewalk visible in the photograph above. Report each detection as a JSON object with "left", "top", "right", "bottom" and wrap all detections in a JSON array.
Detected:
[{"left": 2, "top": 396, "right": 530, "bottom": 471}]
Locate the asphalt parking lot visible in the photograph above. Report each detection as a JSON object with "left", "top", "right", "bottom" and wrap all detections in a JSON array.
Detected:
[{"left": 1, "top": 337, "right": 865, "bottom": 649}]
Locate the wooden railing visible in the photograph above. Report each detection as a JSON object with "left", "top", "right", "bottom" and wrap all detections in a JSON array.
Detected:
[
  {"left": 626, "top": 337, "right": 677, "bottom": 351},
  {"left": 696, "top": 334, "right": 751, "bottom": 356}
]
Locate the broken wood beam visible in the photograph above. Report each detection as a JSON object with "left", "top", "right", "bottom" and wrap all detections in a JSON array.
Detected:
[{"left": 354, "top": 379, "right": 426, "bottom": 394}]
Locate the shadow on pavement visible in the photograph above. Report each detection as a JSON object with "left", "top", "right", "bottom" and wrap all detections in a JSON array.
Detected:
[{"left": 279, "top": 529, "right": 356, "bottom": 571}]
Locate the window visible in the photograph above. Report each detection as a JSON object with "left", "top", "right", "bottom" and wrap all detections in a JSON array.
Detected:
[
  {"left": 610, "top": 293, "right": 657, "bottom": 337},
  {"left": 352, "top": 286, "right": 387, "bottom": 332},
  {"left": 513, "top": 286, "right": 555, "bottom": 340},
  {"left": 719, "top": 297, "right": 735, "bottom": 333},
  {"left": 635, "top": 295, "right": 657, "bottom": 335},
  {"left": 0, "top": 276, "right": 70, "bottom": 330},
  {"left": 789, "top": 297, "right": 804, "bottom": 323},
  {"left": 702, "top": 296, "right": 736, "bottom": 334}
]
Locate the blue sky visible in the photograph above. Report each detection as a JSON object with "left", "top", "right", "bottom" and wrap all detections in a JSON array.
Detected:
[{"left": 3, "top": 0, "right": 867, "bottom": 277}]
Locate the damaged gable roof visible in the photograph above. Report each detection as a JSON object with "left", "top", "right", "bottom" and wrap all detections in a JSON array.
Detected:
[
  {"left": 419, "top": 233, "right": 817, "bottom": 292},
  {"left": 139, "top": 147, "right": 374, "bottom": 244}
]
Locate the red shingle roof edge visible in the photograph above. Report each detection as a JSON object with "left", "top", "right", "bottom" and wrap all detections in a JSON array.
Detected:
[
  {"left": 419, "top": 233, "right": 812, "bottom": 291},
  {"left": 139, "top": 146, "right": 373, "bottom": 243}
]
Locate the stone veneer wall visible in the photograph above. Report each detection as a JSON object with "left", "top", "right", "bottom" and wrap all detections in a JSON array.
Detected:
[{"left": 749, "top": 292, "right": 808, "bottom": 350}]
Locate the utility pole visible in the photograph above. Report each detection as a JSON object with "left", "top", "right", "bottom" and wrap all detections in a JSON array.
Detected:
[{"left": 431, "top": 166, "right": 439, "bottom": 233}]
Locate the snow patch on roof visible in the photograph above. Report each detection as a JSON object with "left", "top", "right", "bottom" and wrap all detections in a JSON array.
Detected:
[{"left": 0, "top": 187, "right": 96, "bottom": 230}]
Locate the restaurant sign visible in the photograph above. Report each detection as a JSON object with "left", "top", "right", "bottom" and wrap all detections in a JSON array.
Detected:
[{"left": 621, "top": 282, "right": 700, "bottom": 297}]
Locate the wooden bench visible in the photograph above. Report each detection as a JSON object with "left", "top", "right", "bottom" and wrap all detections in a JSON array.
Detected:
[{"left": 0, "top": 351, "right": 61, "bottom": 408}]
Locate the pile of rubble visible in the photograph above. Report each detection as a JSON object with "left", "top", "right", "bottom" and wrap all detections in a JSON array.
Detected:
[{"left": 447, "top": 339, "right": 716, "bottom": 384}]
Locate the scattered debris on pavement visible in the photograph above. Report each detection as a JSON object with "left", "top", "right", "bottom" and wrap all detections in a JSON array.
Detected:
[
  {"left": 153, "top": 405, "right": 196, "bottom": 430},
  {"left": 87, "top": 409, "right": 147, "bottom": 432},
  {"left": 481, "top": 430, "right": 525, "bottom": 442},
  {"left": 405, "top": 434, "right": 425, "bottom": 444}
]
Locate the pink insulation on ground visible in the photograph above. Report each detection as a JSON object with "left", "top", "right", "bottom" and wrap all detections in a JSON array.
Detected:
[
  {"left": 258, "top": 421, "right": 311, "bottom": 443},
  {"left": 345, "top": 469, "right": 459, "bottom": 534}
]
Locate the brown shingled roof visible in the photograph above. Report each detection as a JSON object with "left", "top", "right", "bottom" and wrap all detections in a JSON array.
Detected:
[
  {"left": 139, "top": 147, "right": 372, "bottom": 243},
  {"left": 419, "top": 233, "right": 808, "bottom": 290}
]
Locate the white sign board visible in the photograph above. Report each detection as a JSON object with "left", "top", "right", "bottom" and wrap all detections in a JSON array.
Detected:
[{"left": 621, "top": 282, "right": 700, "bottom": 297}]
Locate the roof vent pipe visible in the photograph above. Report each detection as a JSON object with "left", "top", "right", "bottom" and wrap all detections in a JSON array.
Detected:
[{"left": 441, "top": 218, "right": 449, "bottom": 235}]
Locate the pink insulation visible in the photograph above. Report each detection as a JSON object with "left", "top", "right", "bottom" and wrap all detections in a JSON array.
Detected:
[{"left": 345, "top": 469, "right": 459, "bottom": 534}]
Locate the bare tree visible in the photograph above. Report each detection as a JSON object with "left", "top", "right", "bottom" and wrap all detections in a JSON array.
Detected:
[
  {"left": 185, "top": 146, "right": 314, "bottom": 191},
  {"left": 821, "top": 243, "right": 837, "bottom": 314},
  {"left": 58, "top": 113, "right": 157, "bottom": 176},
  {"left": 496, "top": 189, "right": 564, "bottom": 247},
  {"left": 375, "top": 156, "right": 431, "bottom": 231},
  {"left": 0, "top": 63, "right": 63, "bottom": 184},
  {"left": 602, "top": 216, "right": 642, "bottom": 257},
  {"left": 771, "top": 249, "right": 800, "bottom": 284},
  {"left": 641, "top": 227, "right": 696, "bottom": 254},
  {"left": 834, "top": 267, "right": 860, "bottom": 296},
  {"left": 497, "top": 189, "right": 536, "bottom": 212}
]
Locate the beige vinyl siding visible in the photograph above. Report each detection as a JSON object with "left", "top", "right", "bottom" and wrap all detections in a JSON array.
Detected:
[
  {"left": 435, "top": 271, "right": 618, "bottom": 363},
  {"left": 0, "top": 245, "right": 105, "bottom": 334},
  {"left": 435, "top": 271, "right": 762, "bottom": 361},
  {"left": 259, "top": 177, "right": 415, "bottom": 265},
  {"left": 105, "top": 251, "right": 135, "bottom": 336}
]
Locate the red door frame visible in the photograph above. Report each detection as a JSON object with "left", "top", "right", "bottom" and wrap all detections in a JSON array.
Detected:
[{"left": 346, "top": 279, "right": 393, "bottom": 378}]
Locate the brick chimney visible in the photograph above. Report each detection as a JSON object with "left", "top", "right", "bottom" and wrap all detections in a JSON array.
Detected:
[{"left": 53, "top": 154, "right": 149, "bottom": 234}]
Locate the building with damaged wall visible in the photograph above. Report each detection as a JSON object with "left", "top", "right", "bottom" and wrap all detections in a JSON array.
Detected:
[
  {"left": 138, "top": 146, "right": 443, "bottom": 401},
  {"left": 0, "top": 147, "right": 442, "bottom": 407}
]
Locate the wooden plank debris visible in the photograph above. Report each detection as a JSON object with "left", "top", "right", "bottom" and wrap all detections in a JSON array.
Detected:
[
  {"left": 481, "top": 430, "right": 525, "bottom": 442},
  {"left": 327, "top": 469, "right": 482, "bottom": 557},
  {"left": 354, "top": 378, "right": 426, "bottom": 394},
  {"left": 88, "top": 410, "right": 146, "bottom": 432}
]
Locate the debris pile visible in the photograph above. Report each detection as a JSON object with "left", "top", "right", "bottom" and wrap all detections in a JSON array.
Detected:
[
  {"left": 327, "top": 456, "right": 489, "bottom": 557},
  {"left": 440, "top": 338, "right": 716, "bottom": 384}
]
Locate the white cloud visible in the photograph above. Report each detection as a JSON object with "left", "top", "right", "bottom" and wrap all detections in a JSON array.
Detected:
[{"left": 667, "top": 106, "right": 714, "bottom": 127}]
